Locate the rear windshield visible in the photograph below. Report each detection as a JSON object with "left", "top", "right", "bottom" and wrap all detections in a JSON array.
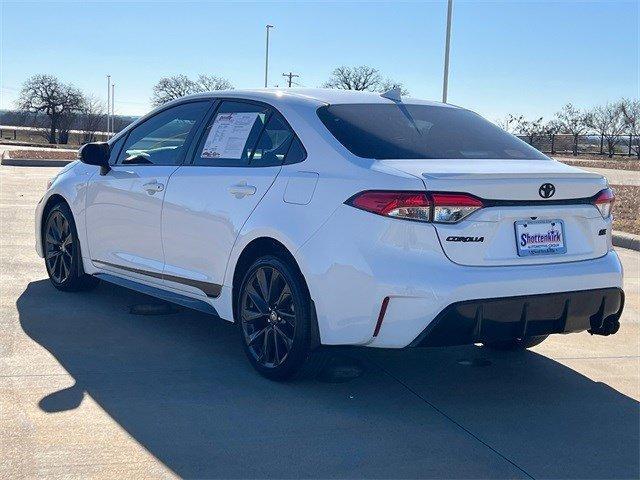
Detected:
[{"left": 317, "top": 104, "right": 548, "bottom": 160}]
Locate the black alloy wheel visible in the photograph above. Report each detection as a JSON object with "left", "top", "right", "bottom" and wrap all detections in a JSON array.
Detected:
[
  {"left": 45, "top": 210, "right": 75, "bottom": 284},
  {"left": 43, "top": 203, "right": 98, "bottom": 291},
  {"left": 237, "top": 255, "right": 326, "bottom": 380},
  {"left": 240, "top": 265, "right": 296, "bottom": 368}
]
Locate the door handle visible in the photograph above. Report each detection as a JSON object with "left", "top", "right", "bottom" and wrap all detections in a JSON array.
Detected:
[
  {"left": 142, "top": 180, "right": 165, "bottom": 195},
  {"left": 228, "top": 181, "right": 257, "bottom": 199}
]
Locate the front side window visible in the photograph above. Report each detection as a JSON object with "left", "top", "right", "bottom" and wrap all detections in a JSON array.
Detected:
[
  {"left": 317, "top": 104, "right": 548, "bottom": 160},
  {"left": 108, "top": 135, "right": 125, "bottom": 165},
  {"left": 194, "top": 101, "right": 270, "bottom": 166},
  {"left": 118, "top": 101, "right": 210, "bottom": 166}
]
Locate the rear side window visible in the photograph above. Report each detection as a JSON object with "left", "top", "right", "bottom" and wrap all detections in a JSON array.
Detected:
[
  {"left": 250, "top": 113, "right": 295, "bottom": 167},
  {"left": 194, "top": 101, "right": 269, "bottom": 166},
  {"left": 284, "top": 137, "right": 306, "bottom": 165},
  {"left": 117, "top": 101, "right": 210, "bottom": 166},
  {"left": 317, "top": 104, "right": 548, "bottom": 160}
]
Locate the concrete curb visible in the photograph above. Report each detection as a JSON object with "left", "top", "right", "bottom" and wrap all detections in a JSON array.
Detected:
[
  {"left": 0, "top": 140, "right": 78, "bottom": 149},
  {"left": 613, "top": 231, "right": 640, "bottom": 252}
]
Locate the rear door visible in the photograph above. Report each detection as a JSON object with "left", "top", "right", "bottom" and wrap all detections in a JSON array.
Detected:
[
  {"left": 85, "top": 100, "right": 211, "bottom": 279},
  {"left": 161, "top": 100, "right": 301, "bottom": 297}
]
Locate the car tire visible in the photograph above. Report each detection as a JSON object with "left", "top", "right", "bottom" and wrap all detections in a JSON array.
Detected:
[
  {"left": 43, "top": 203, "right": 99, "bottom": 292},
  {"left": 483, "top": 335, "right": 548, "bottom": 351},
  {"left": 236, "top": 255, "right": 326, "bottom": 381}
]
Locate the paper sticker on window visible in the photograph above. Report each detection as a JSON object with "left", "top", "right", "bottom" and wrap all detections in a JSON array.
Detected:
[{"left": 201, "top": 112, "right": 259, "bottom": 159}]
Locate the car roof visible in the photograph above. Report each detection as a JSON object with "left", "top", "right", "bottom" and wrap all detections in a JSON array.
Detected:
[
  {"left": 116, "top": 88, "right": 461, "bottom": 143},
  {"left": 178, "top": 88, "right": 458, "bottom": 108}
]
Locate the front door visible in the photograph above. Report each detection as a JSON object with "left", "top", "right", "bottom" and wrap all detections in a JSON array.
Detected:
[{"left": 85, "top": 100, "right": 211, "bottom": 280}]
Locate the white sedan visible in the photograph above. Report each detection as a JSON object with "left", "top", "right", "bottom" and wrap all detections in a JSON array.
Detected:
[{"left": 35, "top": 88, "right": 624, "bottom": 380}]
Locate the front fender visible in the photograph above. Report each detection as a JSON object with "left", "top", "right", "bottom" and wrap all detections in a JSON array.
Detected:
[{"left": 34, "top": 162, "right": 97, "bottom": 261}]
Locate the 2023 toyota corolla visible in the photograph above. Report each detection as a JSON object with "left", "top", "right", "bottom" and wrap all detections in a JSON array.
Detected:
[{"left": 35, "top": 88, "right": 624, "bottom": 379}]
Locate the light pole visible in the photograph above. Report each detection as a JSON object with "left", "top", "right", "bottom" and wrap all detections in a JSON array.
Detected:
[
  {"left": 264, "top": 24, "right": 274, "bottom": 88},
  {"left": 106, "top": 75, "right": 111, "bottom": 136},
  {"left": 442, "top": 0, "right": 453, "bottom": 103},
  {"left": 111, "top": 84, "right": 115, "bottom": 136}
]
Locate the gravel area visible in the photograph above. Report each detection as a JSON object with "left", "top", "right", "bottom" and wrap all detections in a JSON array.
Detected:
[
  {"left": 7, "top": 149, "right": 77, "bottom": 160},
  {"left": 611, "top": 184, "right": 640, "bottom": 235},
  {"left": 557, "top": 157, "right": 640, "bottom": 171}
]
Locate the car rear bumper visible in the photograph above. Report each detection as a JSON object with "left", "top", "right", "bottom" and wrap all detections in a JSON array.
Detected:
[
  {"left": 409, "top": 287, "right": 624, "bottom": 348},
  {"left": 299, "top": 204, "right": 624, "bottom": 348}
]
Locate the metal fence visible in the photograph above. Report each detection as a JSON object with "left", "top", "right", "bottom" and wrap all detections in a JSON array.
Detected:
[
  {"left": 0, "top": 126, "right": 112, "bottom": 146},
  {"left": 518, "top": 134, "right": 639, "bottom": 157},
  {"left": 1, "top": 125, "right": 638, "bottom": 158}
]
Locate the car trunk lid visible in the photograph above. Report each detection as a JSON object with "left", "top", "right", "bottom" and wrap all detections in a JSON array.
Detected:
[{"left": 378, "top": 159, "right": 611, "bottom": 266}]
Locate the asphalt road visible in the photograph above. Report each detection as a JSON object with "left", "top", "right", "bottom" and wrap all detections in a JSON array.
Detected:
[{"left": 1, "top": 165, "right": 639, "bottom": 479}]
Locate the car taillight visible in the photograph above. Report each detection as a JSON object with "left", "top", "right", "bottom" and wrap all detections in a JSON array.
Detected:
[
  {"left": 346, "top": 191, "right": 483, "bottom": 223},
  {"left": 593, "top": 188, "right": 615, "bottom": 219},
  {"left": 431, "top": 193, "right": 484, "bottom": 223},
  {"left": 348, "top": 191, "right": 431, "bottom": 222}
]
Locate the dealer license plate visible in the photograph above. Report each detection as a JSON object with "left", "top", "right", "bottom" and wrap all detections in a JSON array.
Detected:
[{"left": 515, "top": 219, "right": 566, "bottom": 257}]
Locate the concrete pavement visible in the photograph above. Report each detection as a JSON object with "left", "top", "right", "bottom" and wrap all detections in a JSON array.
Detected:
[
  {"left": 1, "top": 165, "right": 638, "bottom": 479},
  {"left": 580, "top": 166, "right": 640, "bottom": 187},
  {"left": 554, "top": 157, "right": 640, "bottom": 186}
]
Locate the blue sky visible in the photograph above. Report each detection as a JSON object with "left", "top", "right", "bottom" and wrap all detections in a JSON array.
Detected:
[{"left": 1, "top": 0, "right": 637, "bottom": 122}]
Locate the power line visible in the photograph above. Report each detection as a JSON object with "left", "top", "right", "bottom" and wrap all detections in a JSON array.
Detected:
[{"left": 282, "top": 72, "right": 300, "bottom": 88}]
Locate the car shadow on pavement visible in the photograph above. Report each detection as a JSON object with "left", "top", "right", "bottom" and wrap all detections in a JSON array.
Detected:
[{"left": 17, "top": 280, "right": 640, "bottom": 479}]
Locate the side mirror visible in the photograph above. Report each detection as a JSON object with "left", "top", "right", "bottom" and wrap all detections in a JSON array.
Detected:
[{"left": 79, "top": 142, "right": 111, "bottom": 175}]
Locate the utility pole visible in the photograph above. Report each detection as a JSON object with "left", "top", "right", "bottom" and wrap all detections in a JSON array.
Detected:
[
  {"left": 106, "top": 75, "right": 111, "bottom": 137},
  {"left": 264, "top": 24, "right": 274, "bottom": 88},
  {"left": 111, "top": 84, "right": 115, "bottom": 137},
  {"left": 282, "top": 72, "right": 299, "bottom": 88},
  {"left": 442, "top": 0, "right": 453, "bottom": 103}
]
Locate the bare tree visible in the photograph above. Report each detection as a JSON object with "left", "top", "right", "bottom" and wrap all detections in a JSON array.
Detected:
[
  {"left": 554, "top": 103, "right": 589, "bottom": 155},
  {"left": 78, "top": 95, "right": 106, "bottom": 143},
  {"left": 495, "top": 114, "right": 522, "bottom": 133},
  {"left": 513, "top": 116, "right": 547, "bottom": 149},
  {"left": 17, "top": 74, "right": 84, "bottom": 144},
  {"left": 378, "top": 78, "right": 410, "bottom": 96},
  {"left": 323, "top": 65, "right": 381, "bottom": 91},
  {"left": 196, "top": 74, "right": 233, "bottom": 92},
  {"left": 151, "top": 75, "right": 197, "bottom": 107},
  {"left": 57, "top": 111, "right": 77, "bottom": 145},
  {"left": 544, "top": 119, "right": 562, "bottom": 154},
  {"left": 322, "top": 65, "right": 409, "bottom": 97},
  {"left": 151, "top": 74, "right": 234, "bottom": 107},
  {"left": 586, "top": 103, "right": 626, "bottom": 157},
  {"left": 620, "top": 98, "right": 640, "bottom": 157}
]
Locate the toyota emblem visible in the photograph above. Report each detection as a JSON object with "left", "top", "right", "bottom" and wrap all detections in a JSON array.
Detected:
[{"left": 539, "top": 183, "right": 555, "bottom": 199}]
